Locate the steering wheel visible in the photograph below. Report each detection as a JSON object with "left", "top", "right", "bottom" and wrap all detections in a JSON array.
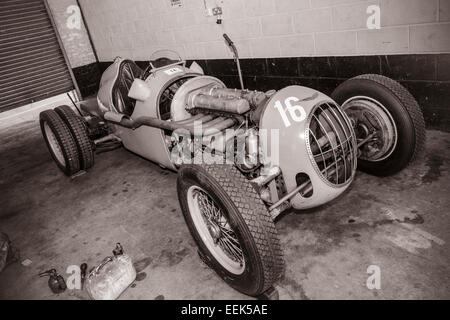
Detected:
[{"left": 141, "top": 63, "right": 153, "bottom": 80}]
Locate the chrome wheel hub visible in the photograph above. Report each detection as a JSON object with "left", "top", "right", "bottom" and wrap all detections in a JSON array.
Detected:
[
  {"left": 207, "top": 223, "right": 222, "bottom": 243},
  {"left": 342, "top": 96, "right": 398, "bottom": 162}
]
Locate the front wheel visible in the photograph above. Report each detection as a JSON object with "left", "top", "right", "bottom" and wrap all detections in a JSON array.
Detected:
[
  {"left": 177, "top": 164, "right": 284, "bottom": 296},
  {"left": 332, "top": 74, "right": 425, "bottom": 176}
]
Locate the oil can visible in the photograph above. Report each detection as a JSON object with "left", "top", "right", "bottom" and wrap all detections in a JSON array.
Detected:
[{"left": 85, "top": 248, "right": 136, "bottom": 300}]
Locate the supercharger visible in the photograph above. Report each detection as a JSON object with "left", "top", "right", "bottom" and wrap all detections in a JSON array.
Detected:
[{"left": 39, "top": 36, "right": 425, "bottom": 297}]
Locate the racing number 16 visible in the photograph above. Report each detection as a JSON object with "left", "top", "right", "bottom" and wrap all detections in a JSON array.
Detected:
[{"left": 274, "top": 97, "right": 307, "bottom": 128}]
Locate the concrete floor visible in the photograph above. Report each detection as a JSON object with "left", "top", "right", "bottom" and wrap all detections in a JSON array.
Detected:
[{"left": 0, "top": 119, "right": 449, "bottom": 300}]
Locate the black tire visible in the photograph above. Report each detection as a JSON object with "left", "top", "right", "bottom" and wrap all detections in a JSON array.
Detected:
[
  {"left": 332, "top": 74, "right": 425, "bottom": 176},
  {"left": 55, "top": 105, "right": 94, "bottom": 170},
  {"left": 177, "top": 164, "right": 284, "bottom": 296},
  {"left": 40, "top": 110, "right": 80, "bottom": 176}
]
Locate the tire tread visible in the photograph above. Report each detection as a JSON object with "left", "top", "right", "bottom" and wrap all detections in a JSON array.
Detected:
[
  {"left": 351, "top": 74, "right": 426, "bottom": 164},
  {"left": 55, "top": 105, "right": 94, "bottom": 170},
  {"left": 40, "top": 110, "right": 80, "bottom": 175},
  {"left": 197, "top": 165, "right": 284, "bottom": 294}
]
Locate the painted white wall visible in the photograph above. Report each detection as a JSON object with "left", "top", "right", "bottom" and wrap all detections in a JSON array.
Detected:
[
  {"left": 76, "top": 0, "right": 450, "bottom": 61},
  {"left": 47, "top": 0, "right": 97, "bottom": 68}
]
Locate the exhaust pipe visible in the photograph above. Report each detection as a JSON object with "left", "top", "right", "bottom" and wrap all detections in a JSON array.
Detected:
[{"left": 103, "top": 112, "right": 236, "bottom": 136}]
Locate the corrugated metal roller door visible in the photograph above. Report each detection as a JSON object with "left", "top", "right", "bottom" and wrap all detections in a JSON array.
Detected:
[{"left": 0, "top": 0, "right": 74, "bottom": 112}]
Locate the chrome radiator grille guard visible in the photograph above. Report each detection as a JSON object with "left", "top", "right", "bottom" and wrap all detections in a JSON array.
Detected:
[{"left": 306, "top": 102, "right": 358, "bottom": 187}]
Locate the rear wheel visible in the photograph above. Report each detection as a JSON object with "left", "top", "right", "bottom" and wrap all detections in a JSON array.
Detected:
[
  {"left": 177, "top": 164, "right": 284, "bottom": 296},
  {"left": 55, "top": 105, "right": 94, "bottom": 170},
  {"left": 40, "top": 110, "right": 80, "bottom": 176},
  {"left": 332, "top": 74, "right": 425, "bottom": 176}
]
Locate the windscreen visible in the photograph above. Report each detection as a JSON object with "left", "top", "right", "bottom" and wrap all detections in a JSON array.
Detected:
[{"left": 149, "top": 50, "right": 182, "bottom": 69}]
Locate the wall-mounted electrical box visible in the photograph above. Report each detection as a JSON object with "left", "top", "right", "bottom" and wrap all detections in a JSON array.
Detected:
[
  {"left": 212, "top": 6, "right": 222, "bottom": 16},
  {"left": 203, "top": 0, "right": 223, "bottom": 16},
  {"left": 170, "top": 0, "right": 182, "bottom": 8}
]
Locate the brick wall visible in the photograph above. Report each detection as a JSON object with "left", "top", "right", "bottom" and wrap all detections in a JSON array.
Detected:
[
  {"left": 47, "top": 0, "right": 96, "bottom": 68},
  {"left": 79, "top": 0, "right": 450, "bottom": 61}
]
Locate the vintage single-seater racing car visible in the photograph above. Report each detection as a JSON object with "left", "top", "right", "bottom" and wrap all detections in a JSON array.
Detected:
[{"left": 39, "top": 34, "right": 425, "bottom": 297}]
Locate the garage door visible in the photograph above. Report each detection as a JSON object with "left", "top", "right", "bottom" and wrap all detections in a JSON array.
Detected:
[{"left": 0, "top": 0, "right": 75, "bottom": 113}]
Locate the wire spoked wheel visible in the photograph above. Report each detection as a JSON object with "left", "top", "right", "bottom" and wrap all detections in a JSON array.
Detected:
[
  {"left": 187, "top": 186, "right": 245, "bottom": 275},
  {"left": 177, "top": 164, "right": 284, "bottom": 296},
  {"left": 342, "top": 96, "right": 398, "bottom": 162}
]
